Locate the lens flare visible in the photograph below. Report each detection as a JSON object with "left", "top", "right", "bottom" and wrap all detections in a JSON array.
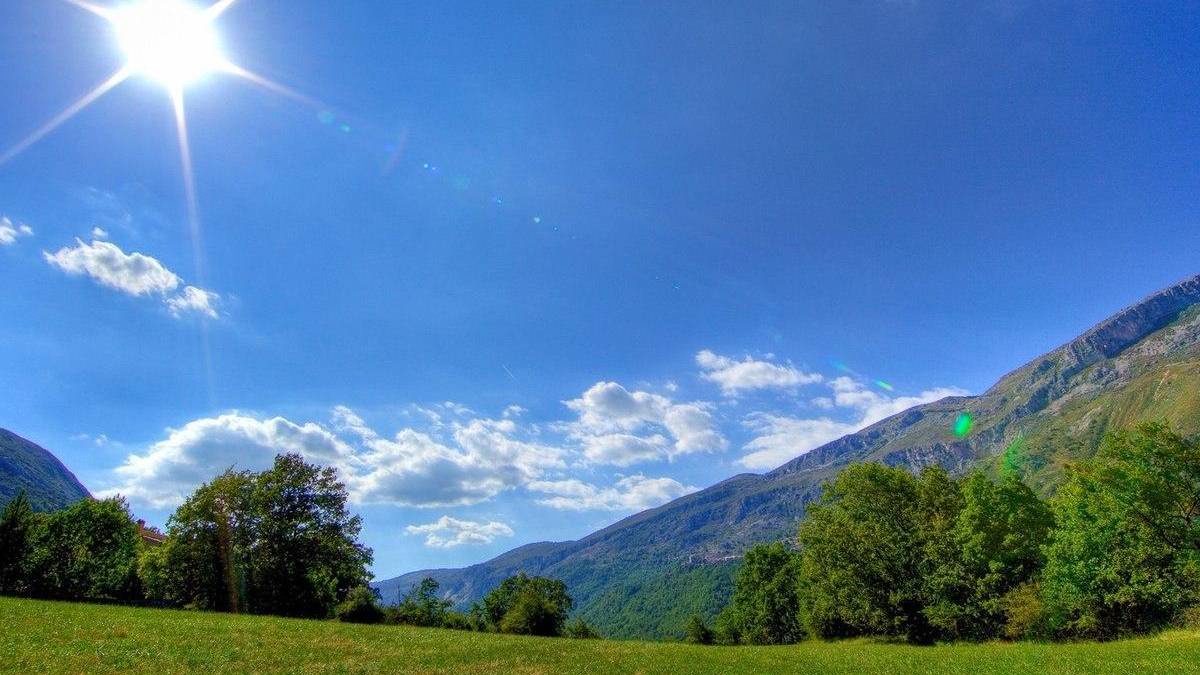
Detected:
[{"left": 953, "top": 412, "right": 973, "bottom": 438}]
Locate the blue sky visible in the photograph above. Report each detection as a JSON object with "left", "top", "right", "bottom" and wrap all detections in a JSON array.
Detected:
[{"left": 0, "top": 0, "right": 1197, "bottom": 577}]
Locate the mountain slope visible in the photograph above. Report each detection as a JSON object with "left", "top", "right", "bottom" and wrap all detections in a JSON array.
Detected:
[
  {"left": 376, "top": 274, "right": 1200, "bottom": 639},
  {"left": 0, "top": 429, "right": 91, "bottom": 512}
]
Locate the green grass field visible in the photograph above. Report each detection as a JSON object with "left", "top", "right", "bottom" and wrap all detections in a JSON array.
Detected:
[{"left": 3, "top": 597, "right": 1199, "bottom": 674}]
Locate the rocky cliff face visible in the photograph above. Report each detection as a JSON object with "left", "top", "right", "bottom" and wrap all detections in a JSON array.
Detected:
[{"left": 375, "top": 273, "right": 1200, "bottom": 638}]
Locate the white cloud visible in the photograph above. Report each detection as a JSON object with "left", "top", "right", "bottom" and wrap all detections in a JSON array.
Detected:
[
  {"left": 737, "top": 378, "right": 967, "bottom": 469},
  {"left": 696, "top": 350, "right": 822, "bottom": 395},
  {"left": 0, "top": 217, "right": 33, "bottom": 245},
  {"left": 405, "top": 516, "right": 514, "bottom": 548},
  {"left": 528, "top": 474, "right": 696, "bottom": 511},
  {"left": 563, "top": 381, "right": 726, "bottom": 465},
  {"left": 91, "top": 227, "right": 109, "bottom": 239},
  {"left": 107, "top": 408, "right": 568, "bottom": 510},
  {"left": 166, "top": 285, "right": 220, "bottom": 318},
  {"left": 43, "top": 238, "right": 220, "bottom": 319},
  {"left": 104, "top": 414, "right": 354, "bottom": 508}
]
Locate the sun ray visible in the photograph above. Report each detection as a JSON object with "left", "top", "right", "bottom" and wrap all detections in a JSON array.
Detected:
[
  {"left": 205, "top": 0, "right": 240, "bottom": 20},
  {"left": 62, "top": 0, "right": 113, "bottom": 20},
  {"left": 0, "top": 66, "right": 130, "bottom": 167},
  {"left": 222, "top": 62, "right": 326, "bottom": 111},
  {"left": 170, "top": 88, "right": 205, "bottom": 282}
]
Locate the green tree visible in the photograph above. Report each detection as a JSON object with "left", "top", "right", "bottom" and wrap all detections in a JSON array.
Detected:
[
  {"left": 1042, "top": 423, "right": 1200, "bottom": 638},
  {"left": 28, "top": 497, "right": 141, "bottom": 600},
  {"left": 716, "top": 542, "right": 803, "bottom": 644},
  {"left": 162, "top": 455, "right": 372, "bottom": 618},
  {"left": 244, "top": 454, "right": 373, "bottom": 617},
  {"left": 479, "top": 574, "right": 573, "bottom": 636},
  {"left": 162, "top": 470, "right": 255, "bottom": 611},
  {"left": 798, "top": 464, "right": 961, "bottom": 643},
  {"left": 925, "top": 472, "right": 1052, "bottom": 639},
  {"left": 684, "top": 613, "right": 714, "bottom": 645},
  {"left": 565, "top": 617, "right": 602, "bottom": 639},
  {"left": 335, "top": 585, "right": 384, "bottom": 623},
  {"left": 391, "top": 577, "right": 452, "bottom": 627},
  {"left": 0, "top": 491, "right": 38, "bottom": 594}
]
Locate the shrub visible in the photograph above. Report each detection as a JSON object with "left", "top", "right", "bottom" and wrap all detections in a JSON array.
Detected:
[
  {"left": 684, "top": 614, "right": 714, "bottom": 645},
  {"left": 335, "top": 586, "right": 384, "bottom": 624},
  {"left": 565, "top": 618, "right": 601, "bottom": 639},
  {"left": 1001, "top": 582, "right": 1047, "bottom": 641}
]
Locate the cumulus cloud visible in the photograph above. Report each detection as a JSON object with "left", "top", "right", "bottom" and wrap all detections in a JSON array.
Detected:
[
  {"left": 91, "top": 227, "right": 109, "bottom": 239},
  {"left": 107, "top": 408, "right": 567, "bottom": 510},
  {"left": 104, "top": 414, "right": 354, "bottom": 508},
  {"left": 405, "top": 516, "right": 514, "bottom": 548},
  {"left": 696, "top": 350, "right": 822, "bottom": 395},
  {"left": 528, "top": 474, "right": 697, "bottom": 511},
  {"left": 563, "top": 381, "right": 726, "bottom": 465},
  {"left": 166, "top": 285, "right": 220, "bottom": 318},
  {"left": 0, "top": 217, "right": 34, "bottom": 245},
  {"left": 738, "top": 377, "right": 967, "bottom": 470},
  {"left": 43, "top": 238, "right": 220, "bottom": 319}
]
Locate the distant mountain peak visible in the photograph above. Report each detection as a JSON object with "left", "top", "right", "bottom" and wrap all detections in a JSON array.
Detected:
[
  {"left": 0, "top": 428, "right": 91, "bottom": 512},
  {"left": 389, "top": 273, "right": 1200, "bottom": 638}
]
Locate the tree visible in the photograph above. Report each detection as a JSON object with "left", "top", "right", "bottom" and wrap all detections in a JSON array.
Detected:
[
  {"left": 391, "top": 577, "right": 452, "bottom": 627},
  {"left": 798, "top": 463, "right": 958, "bottom": 643},
  {"left": 1042, "top": 423, "right": 1200, "bottom": 638},
  {"left": 245, "top": 454, "right": 373, "bottom": 617},
  {"left": 479, "top": 574, "right": 573, "bottom": 636},
  {"left": 336, "top": 585, "right": 384, "bottom": 624},
  {"left": 925, "top": 472, "right": 1052, "bottom": 640},
  {"left": 0, "top": 491, "right": 37, "bottom": 594},
  {"left": 716, "top": 542, "right": 803, "bottom": 644},
  {"left": 163, "top": 454, "right": 373, "bottom": 618},
  {"left": 28, "top": 497, "right": 141, "bottom": 601},
  {"left": 162, "top": 470, "right": 255, "bottom": 611},
  {"left": 565, "top": 617, "right": 602, "bottom": 639},
  {"left": 684, "top": 614, "right": 714, "bottom": 645}
]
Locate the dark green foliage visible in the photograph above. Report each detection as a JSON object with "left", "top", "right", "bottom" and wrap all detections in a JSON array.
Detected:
[
  {"left": 390, "top": 577, "right": 452, "bottom": 627},
  {"left": 160, "top": 470, "right": 255, "bottom": 611},
  {"left": 478, "top": 574, "right": 573, "bottom": 636},
  {"left": 0, "top": 491, "right": 37, "bottom": 594},
  {"left": 716, "top": 542, "right": 803, "bottom": 644},
  {"left": 336, "top": 586, "right": 384, "bottom": 624},
  {"left": 684, "top": 614, "right": 714, "bottom": 645},
  {"left": 794, "top": 464, "right": 1054, "bottom": 644},
  {"left": 27, "top": 497, "right": 141, "bottom": 601},
  {"left": 565, "top": 617, "right": 601, "bottom": 639},
  {"left": 1042, "top": 423, "right": 1200, "bottom": 638},
  {"left": 798, "top": 464, "right": 955, "bottom": 643},
  {"left": 0, "top": 430, "right": 90, "bottom": 513},
  {"left": 924, "top": 472, "right": 1053, "bottom": 640},
  {"left": 162, "top": 454, "right": 372, "bottom": 618}
]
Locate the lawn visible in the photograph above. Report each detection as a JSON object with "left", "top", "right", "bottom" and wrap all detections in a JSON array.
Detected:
[{"left": 2, "top": 596, "right": 1199, "bottom": 674}]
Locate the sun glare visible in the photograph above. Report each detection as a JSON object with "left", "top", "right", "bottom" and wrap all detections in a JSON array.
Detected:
[{"left": 113, "top": 0, "right": 226, "bottom": 89}]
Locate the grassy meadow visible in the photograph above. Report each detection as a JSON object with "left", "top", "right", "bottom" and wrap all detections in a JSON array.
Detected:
[{"left": 2, "top": 597, "right": 1199, "bottom": 674}]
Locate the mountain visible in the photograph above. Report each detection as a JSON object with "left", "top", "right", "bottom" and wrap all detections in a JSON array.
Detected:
[
  {"left": 376, "top": 274, "right": 1200, "bottom": 639},
  {"left": 0, "top": 429, "right": 91, "bottom": 512}
]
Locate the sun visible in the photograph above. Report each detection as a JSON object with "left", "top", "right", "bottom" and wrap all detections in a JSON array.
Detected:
[{"left": 112, "top": 0, "right": 227, "bottom": 89}]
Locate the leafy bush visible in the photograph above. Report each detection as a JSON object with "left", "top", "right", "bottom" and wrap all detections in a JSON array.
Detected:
[
  {"left": 717, "top": 542, "right": 803, "bottom": 644},
  {"left": 565, "top": 618, "right": 601, "bottom": 639},
  {"left": 684, "top": 614, "right": 714, "bottom": 645},
  {"left": 1042, "top": 423, "right": 1200, "bottom": 639},
  {"left": 28, "top": 497, "right": 141, "bottom": 601},
  {"left": 390, "top": 577, "right": 451, "bottom": 627},
  {"left": 1001, "top": 582, "right": 1047, "bottom": 641},
  {"left": 479, "top": 574, "right": 573, "bottom": 636},
  {"left": 336, "top": 586, "right": 384, "bottom": 624},
  {"left": 0, "top": 491, "right": 37, "bottom": 594}
]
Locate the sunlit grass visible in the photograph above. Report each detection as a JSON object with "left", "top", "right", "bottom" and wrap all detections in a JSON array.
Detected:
[{"left": 2, "top": 596, "right": 1199, "bottom": 674}]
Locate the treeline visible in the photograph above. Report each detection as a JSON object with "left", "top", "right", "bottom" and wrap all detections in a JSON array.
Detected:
[
  {"left": 0, "top": 451, "right": 597, "bottom": 639},
  {"left": 0, "top": 453, "right": 372, "bottom": 619},
  {"left": 690, "top": 423, "right": 1200, "bottom": 645},
  {"left": 337, "top": 573, "right": 600, "bottom": 639}
]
